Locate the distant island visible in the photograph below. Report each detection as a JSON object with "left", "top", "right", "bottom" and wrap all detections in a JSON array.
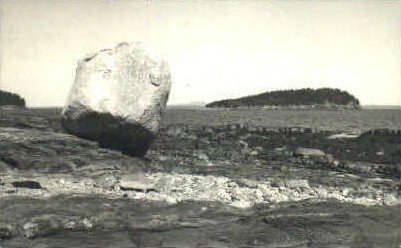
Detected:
[
  {"left": 206, "top": 88, "right": 360, "bottom": 110},
  {"left": 0, "top": 90, "right": 26, "bottom": 108}
]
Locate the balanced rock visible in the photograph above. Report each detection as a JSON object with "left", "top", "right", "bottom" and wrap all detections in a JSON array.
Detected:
[{"left": 61, "top": 42, "right": 171, "bottom": 157}]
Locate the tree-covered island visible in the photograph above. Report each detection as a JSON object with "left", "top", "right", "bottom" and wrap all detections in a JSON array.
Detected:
[{"left": 206, "top": 88, "right": 360, "bottom": 110}]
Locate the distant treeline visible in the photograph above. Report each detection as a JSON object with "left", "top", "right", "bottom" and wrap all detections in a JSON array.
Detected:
[
  {"left": 206, "top": 88, "right": 360, "bottom": 109},
  {"left": 0, "top": 90, "right": 26, "bottom": 107}
]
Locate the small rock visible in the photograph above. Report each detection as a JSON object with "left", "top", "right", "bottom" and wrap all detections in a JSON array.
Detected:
[
  {"left": 62, "top": 218, "right": 82, "bottom": 230},
  {"left": 274, "top": 146, "right": 287, "bottom": 152},
  {"left": 203, "top": 127, "right": 214, "bottom": 134},
  {"left": 383, "top": 193, "right": 400, "bottom": 205},
  {"left": 241, "top": 147, "right": 252, "bottom": 155},
  {"left": 0, "top": 224, "right": 13, "bottom": 239},
  {"left": 356, "top": 163, "right": 372, "bottom": 173},
  {"left": 238, "top": 140, "right": 248, "bottom": 148},
  {"left": 325, "top": 154, "right": 334, "bottom": 164},
  {"left": 271, "top": 194, "right": 289, "bottom": 203},
  {"left": 271, "top": 181, "right": 285, "bottom": 188},
  {"left": 119, "top": 174, "right": 157, "bottom": 192},
  {"left": 341, "top": 188, "right": 351, "bottom": 195},
  {"left": 238, "top": 123, "right": 247, "bottom": 129},
  {"left": 254, "top": 146, "right": 263, "bottom": 151},
  {"left": 250, "top": 150, "right": 259, "bottom": 156},
  {"left": 158, "top": 155, "right": 168, "bottom": 162},
  {"left": 23, "top": 222, "right": 39, "bottom": 238},
  {"left": 82, "top": 218, "right": 93, "bottom": 230},
  {"left": 294, "top": 148, "right": 325, "bottom": 157},
  {"left": 230, "top": 200, "right": 252, "bottom": 209},
  {"left": 237, "top": 179, "right": 258, "bottom": 189},
  {"left": 4, "top": 189, "right": 16, "bottom": 194},
  {"left": 23, "top": 215, "right": 60, "bottom": 238},
  {"left": 198, "top": 137, "right": 210, "bottom": 145},
  {"left": 327, "top": 133, "right": 359, "bottom": 139},
  {"left": 280, "top": 165, "right": 288, "bottom": 171},
  {"left": 239, "top": 133, "right": 252, "bottom": 140},
  {"left": 332, "top": 160, "right": 341, "bottom": 167},
  {"left": 186, "top": 134, "right": 198, "bottom": 140},
  {"left": 12, "top": 180, "right": 42, "bottom": 189},
  {"left": 193, "top": 150, "right": 209, "bottom": 161},
  {"left": 164, "top": 196, "right": 178, "bottom": 204},
  {"left": 228, "top": 181, "right": 238, "bottom": 187},
  {"left": 167, "top": 127, "right": 182, "bottom": 136},
  {"left": 247, "top": 126, "right": 258, "bottom": 132},
  {"left": 315, "top": 187, "right": 328, "bottom": 198},
  {"left": 228, "top": 124, "right": 236, "bottom": 130},
  {"left": 285, "top": 179, "right": 310, "bottom": 189}
]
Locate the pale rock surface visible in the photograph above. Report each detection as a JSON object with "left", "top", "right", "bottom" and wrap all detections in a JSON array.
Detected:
[
  {"left": 285, "top": 179, "right": 310, "bottom": 189},
  {"left": 23, "top": 215, "right": 61, "bottom": 238},
  {"left": 61, "top": 42, "right": 171, "bottom": 157},
  {"left": 294, "top": 147, "right": 326, "bottom": 157},
  {"left": 327, "top": 133, "right": 359, "bottom": 139},
  {"left": 119, "top": 174, "right": 157, "bottom": 192}
]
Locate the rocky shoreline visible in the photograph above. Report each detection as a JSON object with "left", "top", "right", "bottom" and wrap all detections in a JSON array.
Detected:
[{"left": 1, "top": 108, "right": 401, "bottom": 246}]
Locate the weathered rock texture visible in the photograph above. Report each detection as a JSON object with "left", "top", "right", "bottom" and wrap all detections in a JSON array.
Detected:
[
  {"left": 61, "top": 42, "right": 171, "bottom": 157},
  {"left": 2, "top": 108, "right": 401, "bottom": 247}
]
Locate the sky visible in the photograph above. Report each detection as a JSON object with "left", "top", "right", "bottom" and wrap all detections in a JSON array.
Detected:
[{"left": 1, "top": 0, "right": 400, "bottom": 107}]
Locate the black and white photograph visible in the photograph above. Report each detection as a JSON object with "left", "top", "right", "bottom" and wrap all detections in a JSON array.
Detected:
[{"left": 1, "top": 1, "right": 401, "bottom": 247}]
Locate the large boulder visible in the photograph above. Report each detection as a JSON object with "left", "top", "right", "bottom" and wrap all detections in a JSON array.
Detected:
[{"left": 61, "top": 42, "right": 171, "bottom": 157}]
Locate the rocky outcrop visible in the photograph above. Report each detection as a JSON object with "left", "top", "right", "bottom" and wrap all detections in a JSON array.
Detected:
[
  {"left": 61, "top": 42, "right": 171, "bottom": 157},
  {"left": 0, "top": 127, "right": 148, "bottom": 173},
  {"left": 2, "top": 108, "right": 401, "bottom": 247}
]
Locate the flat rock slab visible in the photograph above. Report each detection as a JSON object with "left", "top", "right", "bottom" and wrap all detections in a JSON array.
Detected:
[
  {"left": 0, "top": 127, "right": 148, "bottom": 173},
  {"left": 2, "top": 108, "right": 401, "bottom": 247},
  {"left": 2, "top": 197, "right": 401, "bottom": 247}
]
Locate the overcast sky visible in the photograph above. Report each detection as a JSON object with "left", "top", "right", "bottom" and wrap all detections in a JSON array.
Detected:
[{"left": 1, "top": 1, "right": 400, "bottom": 107}]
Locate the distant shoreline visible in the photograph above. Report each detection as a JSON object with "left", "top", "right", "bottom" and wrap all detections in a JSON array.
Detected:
[
  {"left": 168, "top": 104, "right": 401, "bottom": 111},
  {"left": 2, "top": 105, "right": 400, "bottom": 111},
  {"left": 361, "top": 105, "right": 401, "bottom": 110},
  {"left": 206, "top": 88, "right": 361, "bottom": 109}
]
